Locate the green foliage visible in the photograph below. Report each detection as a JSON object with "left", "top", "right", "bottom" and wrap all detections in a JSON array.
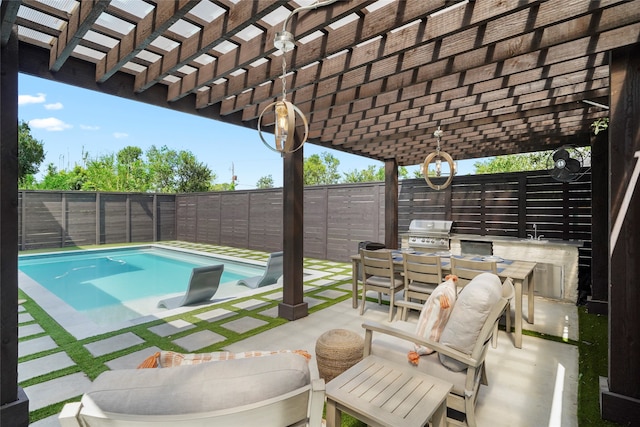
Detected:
[
  {"left": 343, "top": 165, "right": 409, "bottom": 183},
  {"left": 256, "top": 175, "right": 274, "bottom": 189},
  {"left": 591, "top": 117, "right": 609, "bottom": 135},
  {"left": 473, "top": 152, "right": 551, "bottom": 174},
  {"left": 24, "top": 144, "right": 215, "bottom": 193},
  {"left": 304, "top": 152, "right": 341, "bottom": 185},
  {"left": 147, "top": 145, "right": 180, "bottom": 192},
  {"left": 175, "top": 150, "right": 213, "bottom": 192},
  {"left": 18, "top": 120, "right": 46, "bottom": 184}
]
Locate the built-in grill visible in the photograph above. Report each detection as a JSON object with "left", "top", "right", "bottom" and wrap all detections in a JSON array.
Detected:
[{"left": 406, "top": 220, "right": 453, "bottom": 250}]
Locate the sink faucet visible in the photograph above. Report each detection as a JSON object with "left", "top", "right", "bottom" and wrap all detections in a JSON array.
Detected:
[{"left": 528, "top": 223, "right": 546, "bottom": 240}]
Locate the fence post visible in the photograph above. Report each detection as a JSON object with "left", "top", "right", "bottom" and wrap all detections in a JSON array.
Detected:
[
  {"left": 61, "top": 192, "right": 66, "bottom": 248},
  {"left": 152, "top": 194, "right": 157, "bottom": 242},
  {"left": 95, "top": 192, "right": 101, "bottom": 245},
  {"left": 126, "top": 194, "right": 131, "bottom": 243},
  {"left": 20, "top": 191, "right": 25, "bottom": 250}
]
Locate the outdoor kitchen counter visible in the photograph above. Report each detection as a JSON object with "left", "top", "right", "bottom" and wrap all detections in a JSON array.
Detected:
[
  {"left": 449, "top": 235, "right": 583, "bottom": 302},
  {"left": 449, "top": 234, "right": 584, "bottom": 247}
]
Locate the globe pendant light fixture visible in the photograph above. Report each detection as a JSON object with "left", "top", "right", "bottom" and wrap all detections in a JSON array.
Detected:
[
  {"left": 423, "top": 126, "right": 456, "bottom": 190},
  {"left": 258, "top": 1, "right": 339, "bottom": 155}
]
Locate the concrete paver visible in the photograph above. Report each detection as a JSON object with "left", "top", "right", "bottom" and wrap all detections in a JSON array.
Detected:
[
  {"left": 221, "top": 317, "right": 269, "bottom": 334},
  {"left": 194, "top": 308, "right": 235, "bottom": 323},
  {"left": 19, "top": 335, "right": 58, "bottom": 358},
  {"left": 172, "top": 330, "right": 226, "bottom": 352},
  {"left": 18, "top": 323, "right": 45, "bottom": 339},
  {"left": 18, "top": 312, "right": 34, "bottom": 323},
  {"left": 105, "top": 346, "right": 162, "bottom": 370},
  {"left": 84, "top": 332, "right": 144, "bottom": 357},
  {"left": 18, "top": 352, "right": 75, "bottom": 382},
  {"left": 230, "top": 299, "right": 270, "bottom": 310},
  {"left": 148, "top": 319, "right": 195, "bottom": 337},
  {"left": 24, "top": 372, "right": 91, "bottom": 412}
]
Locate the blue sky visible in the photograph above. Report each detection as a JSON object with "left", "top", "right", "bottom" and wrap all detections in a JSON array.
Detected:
[{"left": 18, "top": 73, "right": 476, "bottom": 189}]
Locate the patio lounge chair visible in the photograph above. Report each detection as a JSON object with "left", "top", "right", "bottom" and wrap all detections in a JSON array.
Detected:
[
  {"left": 362, "top": 273, "right": 509, "bottom": 427},
  {"left": 237, "top": 251, "right": 283, "bottom": 289},
  {"left": 157, "top": 264, "right": 224, "bottom": 309},
  {"left": 58, "top": 352, "right": 325, "bottom": 427}
]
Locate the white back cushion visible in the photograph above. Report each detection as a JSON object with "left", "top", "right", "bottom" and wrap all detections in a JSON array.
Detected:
[{"left": 438, "top": 272, "right": 502, "bottom": 371}]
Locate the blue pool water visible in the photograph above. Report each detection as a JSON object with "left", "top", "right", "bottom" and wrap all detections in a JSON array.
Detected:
[{"left": 19, "top": 246, "right": 263, "bottom": 314}]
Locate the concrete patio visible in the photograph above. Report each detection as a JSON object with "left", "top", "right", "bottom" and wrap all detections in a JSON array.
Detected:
[{"left": 18, "top": 243, "right": 578, "bottom": 427}]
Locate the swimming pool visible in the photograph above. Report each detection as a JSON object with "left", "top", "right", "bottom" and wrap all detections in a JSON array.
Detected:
[{"left": 18, "top": 246, "right": 265, "bottom": 335}]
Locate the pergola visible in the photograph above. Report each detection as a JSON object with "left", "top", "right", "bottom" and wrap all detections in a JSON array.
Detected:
[{"left": 1, "top": 1, "right": 638, "bottom": 425}]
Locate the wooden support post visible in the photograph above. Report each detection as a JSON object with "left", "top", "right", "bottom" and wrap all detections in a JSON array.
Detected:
[
  {"left": 279, "top": 136, "right": 307, "bottom": 320},
  {"left": 600, "top": 43, "right": 640, "bottom": 425},
  {"left": 0, "top": 27, "right": 29, "bottom": 426},
  {"left": 384, "top": 159, "right": 398, "bottom": 249},
  {"left": 588, "top": 131, "right": 609, "bottom": 314}
]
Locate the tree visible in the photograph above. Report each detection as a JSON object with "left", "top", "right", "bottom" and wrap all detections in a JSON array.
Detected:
[
  {"left": 256, "top": 175, "right": 274, "bottom": 189},
  {"left": 147, "top": 145, "right": 179, "bottom": 192},
  {"left": 175, "top": 150, "right": 213, "bottom": 193},
  {"left": 473, "top": 152, "right": 551, "bottom": 174},
  {"left": 116, "top": 146, "right": 150, "bottom": 191},
  {"left": 303, "top": 152, "right": 341, "bottom": 185},
  {"left": 343, "top": 165, "right": 410, "bottom": 182},
  {"left": 36, "top": 164, "right": 87, "bottom": 190},
  {"left": 18, "top": 120, "right": 46, "bottom": 184}
]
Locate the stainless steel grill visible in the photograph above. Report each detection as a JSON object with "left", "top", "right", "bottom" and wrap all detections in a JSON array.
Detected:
[{"left": 407, "top": 220, "right": 453, "bottom": 250}]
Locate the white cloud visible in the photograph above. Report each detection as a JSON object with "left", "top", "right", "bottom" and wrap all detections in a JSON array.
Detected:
[
  {"left": 113, "top": 132, "right": 129, "bottom": 139},
  {"left": 80, "top": 124, "right": 100, "bottom": 131},
  {"left": 44, "top": 102, "right": 63, "bottom": 110},
  {"left": 18, "top": 93, "right": 46, "bottom": 105},
  {"left": 29, "top": 117, "right": 72, "bottom": 131}
]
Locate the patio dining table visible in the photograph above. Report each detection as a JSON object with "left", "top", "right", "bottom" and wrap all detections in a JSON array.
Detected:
[{"left": 350, "top": 251, "right": 536, "bottom": 349}]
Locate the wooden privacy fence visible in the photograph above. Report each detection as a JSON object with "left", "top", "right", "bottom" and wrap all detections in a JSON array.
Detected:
[
  {"left": 18, "top": 191, "right": 176, "bottom": 250},
  {"left": 177, "top": 169, "right": 591, "bottom": 266},
  {"left": 19, "top": 170, "right": 591, "bottom": 269}
]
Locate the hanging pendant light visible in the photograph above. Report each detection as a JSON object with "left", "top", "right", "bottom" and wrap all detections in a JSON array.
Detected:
[
  {"left": 423, "top": 126, "right": 456, "bottom": 191},
  {"left": 257, "top": 1, "right": 339, "bottom": 155}
]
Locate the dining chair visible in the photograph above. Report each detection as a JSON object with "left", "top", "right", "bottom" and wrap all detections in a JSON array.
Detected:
[
  {"left": 359, "top": 249, "right": 404, "bottom": 321},
  {"left": 450, "top": 257, "right": 498, "bottom": 288},
  {"left": 397, "top": 253, "right": 443, "bottom": 320}
]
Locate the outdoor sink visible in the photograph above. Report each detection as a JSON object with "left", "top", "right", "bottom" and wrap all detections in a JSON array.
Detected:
[{"left": 519, "top": 238, "right": 549, "bottom": 244}]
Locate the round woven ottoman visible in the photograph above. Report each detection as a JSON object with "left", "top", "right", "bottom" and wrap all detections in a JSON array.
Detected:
[{"left": 315, "top": 329, "right": 364, "bottom": 383}]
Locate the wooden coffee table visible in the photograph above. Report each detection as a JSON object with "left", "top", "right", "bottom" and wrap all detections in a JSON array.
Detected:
[{"left": 325, "top": 355, "right": 452, "bottom": 427}]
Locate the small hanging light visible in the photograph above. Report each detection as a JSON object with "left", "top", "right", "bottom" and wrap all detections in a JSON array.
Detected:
[
  {"left": 257, "top": 1, "right": 339, "bottom": 155},
  {"left": 423, "top": 126, "right": 456, "bottom": 190}
]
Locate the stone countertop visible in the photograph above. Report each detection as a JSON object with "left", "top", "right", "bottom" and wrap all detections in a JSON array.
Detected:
[{"left": 449, "top": 233, "right": 584, "bottom": 247}]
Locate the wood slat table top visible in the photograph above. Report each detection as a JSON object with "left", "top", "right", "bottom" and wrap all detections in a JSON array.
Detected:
[{"left": 326, "top": 355, "right": 452, "bottom": 427}]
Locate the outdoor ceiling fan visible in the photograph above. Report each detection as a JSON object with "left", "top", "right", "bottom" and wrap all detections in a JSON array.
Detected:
[{"left": 547, "top": 145, "right": 588, "bottom": 182}]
